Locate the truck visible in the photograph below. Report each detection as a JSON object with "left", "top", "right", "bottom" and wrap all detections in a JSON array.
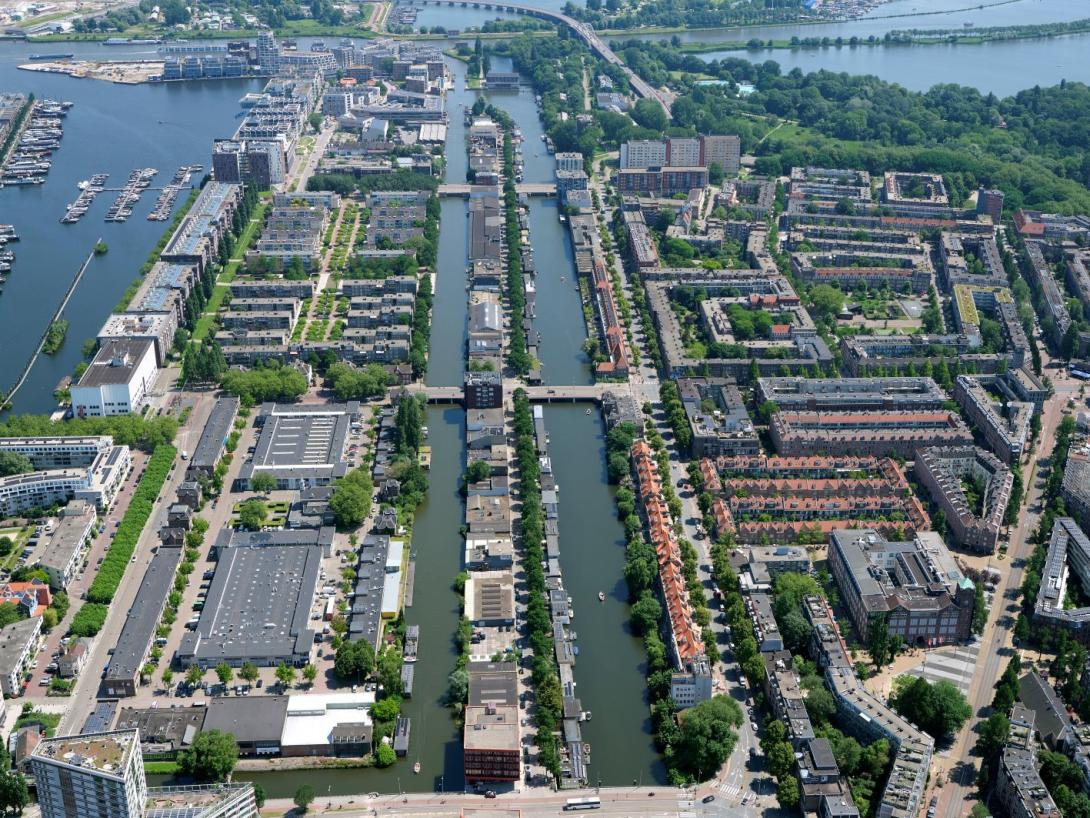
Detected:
[{"left": 323, "top": 598, "right": 335, "bottom": 621}]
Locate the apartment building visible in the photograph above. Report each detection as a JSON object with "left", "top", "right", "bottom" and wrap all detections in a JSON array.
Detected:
[
  {"left": 676, "top": 377, "right": 758, "bottom": 457},
  {"left": 915, "top": 446, "right": 1013, "bottom": 554},
  {"left": 1033, "top": 517, "right": 1090, "bottom": 641},
  {"left": 30, "top": 499, "right": 97, "bottom": 589},
  {"left": 953, "top": 374, "right": 1034, "bottom": 465},
  {"left": 463, "top": 704, "right": 520, "bottom": 782},
  {"left": 769, "top": 409, "right": 973, "bottom": 459},
  {"left": 1063, "top": 451, "right": 1090, "bottom": 532},
  {"left": 756, "top": 377, "right": 947, "bottom": 413}
]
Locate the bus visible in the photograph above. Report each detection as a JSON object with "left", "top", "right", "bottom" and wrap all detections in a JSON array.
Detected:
[{"left": 564, "top": 797, "right": 602, "bottom": 811}]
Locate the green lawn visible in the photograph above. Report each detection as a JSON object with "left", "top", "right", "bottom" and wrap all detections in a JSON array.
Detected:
[
  {"left": 193, "top": 203, "right": 267, "bottom": 342},
  {"left": 0, "top": 526, "right": 33, "bottom": 572}
]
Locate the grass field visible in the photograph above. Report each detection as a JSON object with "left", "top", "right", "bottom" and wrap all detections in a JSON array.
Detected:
[{"left": 193, "top": 202, "right": 268, "bottom": 342}]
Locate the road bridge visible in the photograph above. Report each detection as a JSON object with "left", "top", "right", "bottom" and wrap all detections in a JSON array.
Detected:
[
  {"left": 438, "top": 182, "right": 556, "bottom": 197},
  {"left": 402, "top": 383, "right": 620, "bottom": 404},
  {"left": 420, "top": 0, "right": 671, "bottom": 118}
]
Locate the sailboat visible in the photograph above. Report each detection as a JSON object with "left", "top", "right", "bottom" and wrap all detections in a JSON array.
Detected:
[{"left": 413, "top": 761, "right": 421, "bottom": 774}]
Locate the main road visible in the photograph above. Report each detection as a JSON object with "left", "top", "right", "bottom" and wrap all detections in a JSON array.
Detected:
[
  {"left": 934, "top": 353, "right": 1082, "bottom": 818},
  {"left": 418, "top": 0, "right": 672, "bottom": 118}
]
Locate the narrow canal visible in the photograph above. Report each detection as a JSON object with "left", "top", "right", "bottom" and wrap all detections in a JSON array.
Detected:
[
  {"left": 546, "top": 405, "right": 666, "bottom": 786},
  {"left": 208, "top": 406, "right": 468, "bottom": 799}
]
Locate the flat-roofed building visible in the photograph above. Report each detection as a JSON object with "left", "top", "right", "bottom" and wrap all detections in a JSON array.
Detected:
[
  {"left": 280, "top": 692, "right": 374, "bottom": 757},
  {"left": 30, "top": 499, "right": 96, "bottom": 589},
  {"left": 465, "top": 570, "right": 515, "bottom": 627},
  {"left": 97, "top": 312, "right": 177, "bottom": 368},
  {"left": 71, "top": 338, "right": 159, "bottom": 418},
  {"left": 464, "top": 704, "right": 520, "bottom": 782},
  {"left": 176, "top": 528, "right": 332, "bottom": 668},
  {"left": 756, "top": 377, "right": 947, "bottom": 412},
  {"left": 0, "top": 615, "right": 41, "bottom": 696},
  {"left": 770, "top": 409, "right": 973, "bottom": 459},
  {"left": 236, "top": 402, "right": 358, "bottom": 490},
  {"left": 829, "top": 529, "right": 975, "bottom": 646}
]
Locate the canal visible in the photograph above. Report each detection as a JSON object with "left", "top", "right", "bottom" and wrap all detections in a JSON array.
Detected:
[{"left": 546, "top": 404, "right": 666, "bottom": 786}]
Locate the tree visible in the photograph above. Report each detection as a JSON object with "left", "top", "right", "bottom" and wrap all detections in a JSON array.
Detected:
[
  {"left": 329, "top": 469, "right": 374, "bottom": 529},
  {"left": 239, "top": 663, "right": 259, "bottom": 685},
  {"left": 294, "top": 784, "right": 315, "bottom": 813},
  {"left": 162, "top": 667, "right": 174, "bottom": 687},
  {"left": 776, "top": 776, "right": 800, "bottom": 810},
  {"left": 177, "top": 730, "right": 239, "bottom": 782},
  {"left": 249, "top": 472, "right": 277, "bottom": 495},
  {"left": 868, "top": 615, "right": 890, "bottom": 668},
  {"left": 303, "top": 664, "right": 318, "bottom": 686},
  {"left": 275, "top": 662, "right": 295, "bottom": 689},
  {"left": 631, "top": 591, "right": 662, "bottom": 636},
  {"left": 237, "top": 499, "right": 268, "bottom": 531},
  {"left": 631, "top": 98, "right": 668, "bottom": 132},
  {"left": 334, "top": 639, "right": 375, "bottom": 682},
  {"left": 975, "top": 712, "right": 1010, "bottom": 760},
  {"left": 891, "top": 676, "right": 971, "bottom": 740},
  {"left": 465, "top": 459, "right": 491, "bottom": 486},
  {"left": 253, "top": 783, "right": 266, "bottom": 809},
  {"left": 672, "top": 695, "right": 743, "bottom": 780},
  {"left": 809, "top": 284, "right": 846, "bottom": 321},
  {"left": 0, "top": 452, "right": 32, "bottom": 477},
  {"left": 375, "top": 743, "right": 396, "bottom": 767},
  {"left": 0, "top": 770, "right": 29, "bottom": 815},
  {"left": 215, "top": 663, "right": 233, "bottom": 686},
  {"left": 805, "top": 685, "right": 837, "bottom": 726},
  {"left": 185, "top": 664, "right": 204, "bottom": 687},
  {"left": 371, "top": 695, "right": 402, "bottom": 722}
]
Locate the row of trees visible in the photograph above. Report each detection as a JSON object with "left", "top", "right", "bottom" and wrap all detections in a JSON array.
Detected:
[{"left": 87, "top": 445, "right": 176, "bottom": 605}]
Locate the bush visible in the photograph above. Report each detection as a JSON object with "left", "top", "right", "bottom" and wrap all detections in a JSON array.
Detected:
[{"left": 87, "top": 445, "right": 176, "bottom": 603}]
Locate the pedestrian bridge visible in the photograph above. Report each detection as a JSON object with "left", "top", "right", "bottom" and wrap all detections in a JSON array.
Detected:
[{"left": 438, "top": 183, "right": 557, "bottom": 197}]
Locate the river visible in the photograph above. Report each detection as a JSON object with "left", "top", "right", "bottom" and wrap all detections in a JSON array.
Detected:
[{"left": 0, "top": 40, "right": 260, "bottom": 414}]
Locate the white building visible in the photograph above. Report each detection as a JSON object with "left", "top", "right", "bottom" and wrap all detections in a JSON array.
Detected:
[
  {"left": 280, "top": 691, "right": 375, "bottom": 757},
  {"left": 667, "top": 136, "right": 701, "bottom": 167},
  {"left": 71, "top": 338, "right": 159, "bottom": 418},
  {"left": 620, "top": 139, "right": 667, "bottom": 170},
  {"left": 670, "top": 659, "right": 713, "bottom": 708},
  {"left": 31, "top": 500, "right": 97, "bottom": 589},
  {"left": 0, "top": 616, "right": 42, "bottom": 697},
  {"left": 555, "top": 152, "right": 584, "bottom": 173},
  {"left": 0, "top": 442, "right": 129, "bottom": 515}
]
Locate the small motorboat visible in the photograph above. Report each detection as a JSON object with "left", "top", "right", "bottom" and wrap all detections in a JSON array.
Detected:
[
  {"left": 598, "top": 591, "right": 605, "bottom": 602},
  {"left": 585, "top": 408, "right": 591, "bottom": 415},
  {"left": 413, "top": 761, "right": 421, "bottom": 774}
]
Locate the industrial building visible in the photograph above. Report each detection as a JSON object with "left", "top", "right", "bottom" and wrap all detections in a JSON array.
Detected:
[
  {"left": 70, "top": 338, "right": 159, "bottom": 418},
  {"left": 176, "top": 527, "right": 333, "bottom": 668},
  {"left": 236, "top": 402, "right": 359, "bottom": 490}
]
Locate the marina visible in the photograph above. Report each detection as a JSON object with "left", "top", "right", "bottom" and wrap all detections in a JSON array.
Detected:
[
  {"left": 60, "top": 173, "right": 108, "bottom": 224},
  {"left": 105, "top": 167, "right": 157, "bottom": 222},
  {"left": 0, "top": 99, "right": 72, "bottom": 187},
  {"left": 147, "top": 164, "right": 202, "bottom": 221}
]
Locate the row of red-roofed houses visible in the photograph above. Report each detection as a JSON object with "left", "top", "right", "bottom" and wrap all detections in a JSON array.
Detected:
[{"left": 630, "top": 440, "right": 704, "bottom": 669}]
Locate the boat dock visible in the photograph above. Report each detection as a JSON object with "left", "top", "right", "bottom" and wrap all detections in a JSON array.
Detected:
[
  {"left": 404, "top": 560, "right": 416, "bottom": 607},
  {"left": 61, "top": 174, "right": 109, "bottom": 224},
  {"left": 105, "top": 167, "right": 157, "bottom": 222},
  {"left": 147, "top": 164, "right": 202, "bottom": 221},
  {"left": 0, "top": 98, "right": 72, "bottom": 187}
]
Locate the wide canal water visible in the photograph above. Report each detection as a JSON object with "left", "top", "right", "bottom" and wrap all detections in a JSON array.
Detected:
[{"left": 0, "top": 40, "right": 260, "bottom": 414}]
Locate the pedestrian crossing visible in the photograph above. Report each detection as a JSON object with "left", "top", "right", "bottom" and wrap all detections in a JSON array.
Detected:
[
  {"left": 904, "top": 639, "right": 982, "bottom": 695},
  {"left": 717, "top": 782, "right": 742, "bottom": 799}
]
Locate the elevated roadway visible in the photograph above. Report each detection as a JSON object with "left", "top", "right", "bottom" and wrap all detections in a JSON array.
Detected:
[{"left": 420, "top": 0, "right": 671, "bottom": 118}]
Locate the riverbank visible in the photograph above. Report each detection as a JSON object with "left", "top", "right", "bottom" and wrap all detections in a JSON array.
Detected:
[
  {"left": 661, "top": 15, "right": 1090, "bottom": 53},
  {"left": 595, "top": 0, "right": 1025, "bottom": 37}
]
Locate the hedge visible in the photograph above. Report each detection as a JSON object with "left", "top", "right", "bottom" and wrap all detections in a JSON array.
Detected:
[
  {"left": 87, "top": 445, "right": 176, "bottom": 603},
  {"left": 69, "top": 603, "right": 108, "bottom": 637}
]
